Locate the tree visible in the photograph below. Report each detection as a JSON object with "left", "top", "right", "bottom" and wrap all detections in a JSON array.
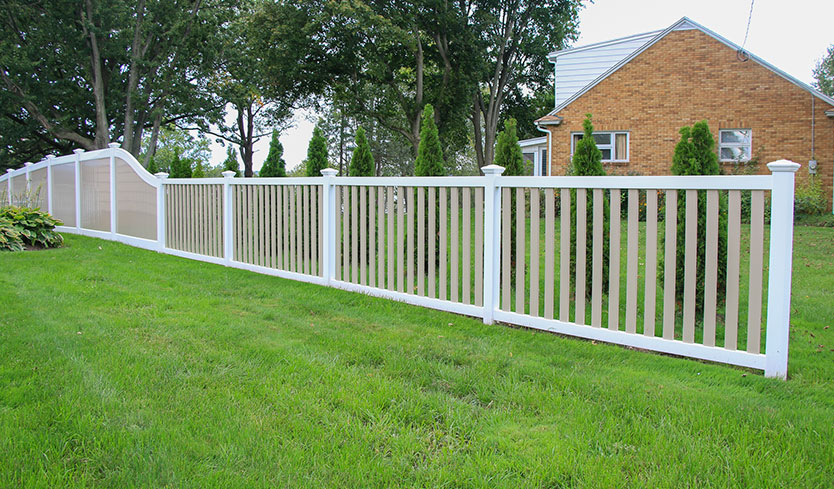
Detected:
[
  {"left": 283, "top": 0, "right": 477, "bottom": 160},
  {"left": 494, "top": 118, "right": 524, "bottom": 276},
  {"left": 813, "top": 44, "right": 834, "bottom": 97},
  {"left": 139, "top": 125, "right": 210, "bottom": 174},
  {"left": 568, "top": 114, "right": 610, "bottom": 301},
  {"left": 470, "top": 0, "right": 580, "bottom": 167},
  {"left": 192, "top": 160, "right": 205, "bottom": 178},
  {"left": 493, "top": 118, "right": 524, "bottom": 175},
  {"left": 169, "top": 154, "right": 192, "bottom": 178},
  {"left": 260, "top": 130, "right": 286, "bottom": 177},
  {"left": 306, "top": 125, "right": 328, "bottom": 177},
  {"left": 670, "top": 120, "right": 727, "bottom": 316},
  {"left": 146, "top": 158, "right": 159, "bottom": 175},
  {"left": 349, "top": 127, "right": 375, "bottom": 177},
  {"left": 415, "top": 105, "right": 445, "bottom": 177},
  {"left": 222, "top": 145, "right": 241, "bottom": 177},
  {"left": 0, "top": 0, "right": 235, "bottom": 164}
]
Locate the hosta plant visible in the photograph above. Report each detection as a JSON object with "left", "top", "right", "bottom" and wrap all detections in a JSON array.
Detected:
[{"left": 0, "top": 206, "right": 63, "bottom": 250}]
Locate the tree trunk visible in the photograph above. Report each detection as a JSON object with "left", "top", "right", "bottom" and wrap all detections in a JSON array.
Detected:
[
  {"left": 84, "top": 0, "right": 110, "bottom": 149},
  {"left": 122, "top": 0, "right": 146, "bottom": 155},
  {"left": 142, "top": 110, "right": 163, "bottom": 168}
]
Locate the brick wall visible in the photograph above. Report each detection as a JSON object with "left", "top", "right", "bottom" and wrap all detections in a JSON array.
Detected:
[{"left": 546, "top": 28, "right": 834, "bottom": 210}]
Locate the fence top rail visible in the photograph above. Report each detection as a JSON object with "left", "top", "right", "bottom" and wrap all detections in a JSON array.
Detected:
[
  {"left": 499, "top": 175, "right": 774, "bottom": 190},
  {"left": 166, "top": 178, "right": 227, "bottom": 185},
  {"left": 229, "top": 177, "right": 326, "bottom": 186},
  {"left": 331, "top": 176, "right": 484, "bottom": 188}
]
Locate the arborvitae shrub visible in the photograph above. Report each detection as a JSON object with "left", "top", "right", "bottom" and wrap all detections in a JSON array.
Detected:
[
  {"left": 568, "top": 114, "right": 609, "bottom": 302},
  {"left": 670, "top": 120, "right": 728, "bottom": 316},
  {"left": 260, "top": 130, "right": 286, "bottom": 177},
  {"left": 169, "top": 154, "right": 192, "bottom": 178},
  {"left": 306, "top": 125, "right": 328, "bottom": 177},
  {"left": 222, "top": 146, "right": 241, "bottom": 177},
  {"left": 349, "top": 127, "right": 375, "bottom": 177}
]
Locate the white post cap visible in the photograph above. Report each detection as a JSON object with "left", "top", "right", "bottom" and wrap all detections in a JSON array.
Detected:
[
  {"left": 108, "top": 142, "right": 121, "bottom": 149},
  {"left": 6, "top": 169, "right": 13, "bottom": 173},
  {"left": 221, "top": 170, "right": 237, "bottom": 178},
  {"left": 73, "top": 149, "right": 85, "bottom": 154},
  {"left": 481, "top": 164, "right": 505, "bottom": 175},
  {"left": 24, "top": 162, "right": 33, "bottom": 167},
  {"left": 45, "top": 154, "right": 56, "bottom": 159},
  {"left": 321, "top": 168, "right": 338, "bottom": 177},
  {"left": 154, "top": 172, "right": 169, "bottom": 179},
  {"left": 767, "top": 160, "right": 801, "bottom": 173}
]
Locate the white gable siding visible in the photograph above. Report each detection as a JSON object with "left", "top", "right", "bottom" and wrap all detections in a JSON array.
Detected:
[{"left": 553, "top": 33, "right": 657, "bottom": 107}]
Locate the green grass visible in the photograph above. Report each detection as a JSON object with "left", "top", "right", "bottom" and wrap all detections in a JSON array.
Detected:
[{"left": 1, "top": 230, "right": 833, "bottom": 488}]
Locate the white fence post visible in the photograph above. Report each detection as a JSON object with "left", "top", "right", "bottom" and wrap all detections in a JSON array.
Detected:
[
  {"left": 764, "top": 159, "right": 800, "bottom": 379},
  {"left": 481, "top": 164, "right": 505, "bottom": 324},
  {"left": 46, "top": 155, "right": 55, "bottom": 215},
  {"left": 5, "top": 169, "right": 13, "bottom": 205},
  {"left": 73, "top": 149, "right": 84, "bottom": 230},
  {"left": 155, "top": 172, "right": 169, "bottom": 251},
  {"left": 222, "top": 170, "right": 236, "bottom": 265},
  {"left": 24, "top": 162, "right": 33, "bottom": 194},
  {"left": 321, "top": 168, "right": 339, "bottom": 284},
  {"left": 108, "top": 143, "right": 120, "bottom": 237}
]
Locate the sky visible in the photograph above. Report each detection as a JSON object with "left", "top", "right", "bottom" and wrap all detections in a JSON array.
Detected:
[{"left": 207, "top": 0, "right": 834, "bottom": 172}]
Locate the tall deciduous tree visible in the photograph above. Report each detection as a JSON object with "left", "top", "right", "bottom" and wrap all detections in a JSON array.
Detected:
[
  {"left": 415, "top": 105, "right": 445, "bottom": 177},
  {"left": 260, "top": 130, "right": 286, "bottom": 177},
  {"left": 0, "top": 0, "right": 235, "bottom": 165},
  {"left": 813, "top": 44, "right": 834, "bottom": 97},
  {"left": 349, "top": 127, "right": 375, "bottom": 177},
  {"left": 470, "top": 0, "right": 580, "bottom": 167},
  {"left": 670, "top": 120, "right": 727, "bottom": 315},
  {"left": 306, "top": 125, "right": 328, "bottom": 177}
]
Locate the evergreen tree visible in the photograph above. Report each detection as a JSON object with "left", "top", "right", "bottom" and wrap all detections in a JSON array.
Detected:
[
  {"left": 169, "top": 154, "right": 192, "bottom": 178},
  {"left": 222, "top": 146, "right": 241, "bottom": 177},
  {"left": 192, "top": 160, "right": 205, "bottom": 178},
  {"left": 414, "top": 104, "right": 444, "bottom": 176},
  {"left": 306, "top": 125, "right": 329, "bottom": 177},
  {"left": 494, "top": 118, "right": 525, "bottom": 280},
  {"left": 493, "top": 118, "right": 524, "bottom": 175},
  {"left": 568, "top": 114, "right": 609, "bottom": 305},
  {"left": 670, "top": 120, "right": 727, "bottom": 316},
  {"left": 260, "top": 129, "right": 286, "bottom": 177},
  {"left": 146, "top": 157, "right": 159, "bottom": 175},
  {"left": 349, "top": 127, "right": 375, "bottom": 176}
]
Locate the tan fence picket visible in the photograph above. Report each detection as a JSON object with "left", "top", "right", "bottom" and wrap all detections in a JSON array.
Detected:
[
  {"left": 725, "top": 190, "right": 741, "bottom": 350},
  {"left": 747, "top": 191, "right": 765, "bottom": 354}
]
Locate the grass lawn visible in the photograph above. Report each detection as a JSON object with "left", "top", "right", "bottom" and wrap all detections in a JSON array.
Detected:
[{"left": 1, "top": 229, "right": 833, "bottom": 488}]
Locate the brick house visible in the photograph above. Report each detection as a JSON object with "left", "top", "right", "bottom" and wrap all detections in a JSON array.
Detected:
[{"left": 525, "top": 17, "right": 834, "bottom": 210}]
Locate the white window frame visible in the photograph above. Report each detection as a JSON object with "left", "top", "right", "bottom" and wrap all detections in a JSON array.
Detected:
[
  {"left": 570, "top": 131, "right": 629, "bottom": 163},
  {"left": 718, "top": 129, "right": 753, "bottom": 163}
]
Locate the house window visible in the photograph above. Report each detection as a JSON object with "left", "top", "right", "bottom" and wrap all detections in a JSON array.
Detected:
[
  {"left": 719, "top": 129, "right": 752, "bottom": 162},
  {"left": 571, "top": 131, "right": 629, "bottom": 162}
]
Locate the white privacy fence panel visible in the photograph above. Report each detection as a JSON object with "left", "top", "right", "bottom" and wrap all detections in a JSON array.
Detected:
[{"left": 0, "top": 148, "right": 800, "bottom": 379}]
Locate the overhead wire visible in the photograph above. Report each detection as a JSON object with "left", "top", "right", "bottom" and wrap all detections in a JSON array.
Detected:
[{"left": 737, "top": 0, "right": 755, "bottom": 62}]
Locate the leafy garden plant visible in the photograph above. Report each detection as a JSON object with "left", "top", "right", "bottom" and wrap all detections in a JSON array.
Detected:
[{"left": 0, "top": 206, "right": 63, "bottom": 251}]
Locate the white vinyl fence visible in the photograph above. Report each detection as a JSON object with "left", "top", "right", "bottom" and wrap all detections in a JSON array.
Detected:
[{"left": 1, "top": 145, "right": 800, "bottom": 379}]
